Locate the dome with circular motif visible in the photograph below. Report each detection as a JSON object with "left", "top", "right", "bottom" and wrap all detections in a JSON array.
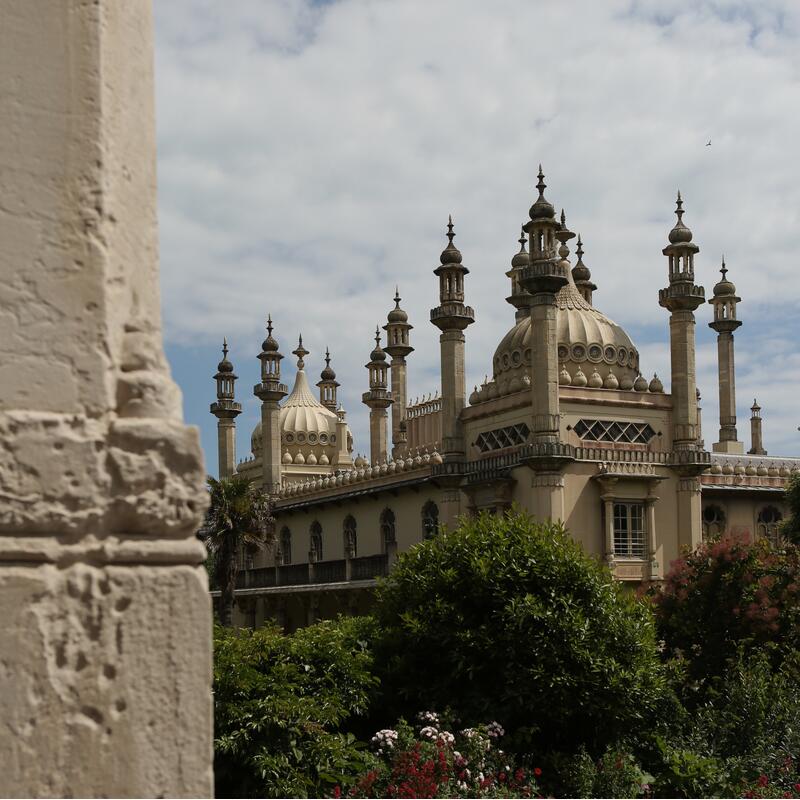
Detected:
[
  {"left": 491, "top": 269, "right": 640, "bottom": 391},
  {"left": 250, "top": 365, "right": 350, "bottom": 460}
]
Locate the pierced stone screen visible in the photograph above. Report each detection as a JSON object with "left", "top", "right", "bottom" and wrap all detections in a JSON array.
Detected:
[{"left": 574, "top": 419, "right": 656, "bottom": 444}]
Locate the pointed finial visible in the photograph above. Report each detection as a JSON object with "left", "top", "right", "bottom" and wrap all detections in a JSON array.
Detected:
[
  {"left": 325, "top": 347, "right": 331, "bottom": 367},
  {"left": 518, "top": 226, "right": 526, "bottom": 252},
  {"left": 222, "top": 337, "right": 229, "bottom": 358},
  {"left": 560, "top": 208, "right": 566, "bottom": 226},
  {"left": 375, "top": 325, "right": 381, "bottom": 345},
  {"left": 267, "top": 314, "right": 273, "bottom": 336},
  {"left": 292, "top": 334, "right": 309, "bottom": 369},
  {"left": 720, "top": 255, "right": 727, "bottom": 279},
  {"left": 536, "top": 164, "right": 546, "bottom": 197},
  {"left": 576, "top": 234, "right": 584, "bottom": 262},
  {"left": 394, "top": 286, "right": 401, "bottom": 307},
  {"left": 675, "top": 190, "right": 684, "bottom": 222},
  {"left": 447, "top": 214, "right": 455, "bottom": 245}
]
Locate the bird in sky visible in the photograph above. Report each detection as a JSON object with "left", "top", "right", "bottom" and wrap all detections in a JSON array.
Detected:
[{"left": 706, "top": 139, "right": 712, "bottom": 146}]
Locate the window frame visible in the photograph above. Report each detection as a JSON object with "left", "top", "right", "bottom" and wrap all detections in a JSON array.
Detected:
[{"left": 612, "top": 500, "right": 647, "bottom": 559}]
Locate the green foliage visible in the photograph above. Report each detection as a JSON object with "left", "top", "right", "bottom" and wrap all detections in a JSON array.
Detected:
[
  {"left": 783, "top": 472, "right": 800, "bottom": 545},
  {"left": 548, "top": 747, "right": 653, "bottom": 799},
  {"left": 202, "top": 474, "right": 274, "bottom": 625},
  {"left": 653, "top": 534, "right": 800, "bottom": 682},
  {"left": 213, "top": 617, "right": 380, "bottom": 798},
  {"left": 373, "top": 510, "right": 667, "bottom": 755}
]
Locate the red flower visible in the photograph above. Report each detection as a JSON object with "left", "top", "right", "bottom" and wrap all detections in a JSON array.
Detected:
[
  {"left": 758, "top": 774, "right": 769, "bottom": 787},
  {"left": 534, "top": 767, "right": 543, "bottom": 777}
]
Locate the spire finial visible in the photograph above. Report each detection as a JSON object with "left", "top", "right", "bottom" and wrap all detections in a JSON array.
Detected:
[
  {"left": 675, "top": 190, "right": 684, "bottom": 222},
  {"left": 325, "top": 347, "right": 331, "bottom": 367},
  {"left": 536, "top": 164, "right": 546, "bottom": 198},
  {"left": 375, "top": 325, "right": 381, "bottom": 346},
  {"left": 222, "top": 337, "right": 228, "bottom": 358},
  {"left": 394, "top": 286, "right": 401, "bottom": 307},
  {"left": 447, "top": 214, "right": 455, "bottom": 246},
  {"left": 720, "top": 255, "right": 727, "bottom": 279},
  {"left": 560, "top": 208, "right": 566, "bottom": 226},
  {"left": 292, "top": 334, "right": 309, "bottom": 369},
  {"left": 576, "top": 234, "right": 584, "bottom": 263},
  {"left": 267, "top": 314, "right": 273, "bottom": 336},
  {"left": 518, "top": 226, "right": 526, "bottom": 252}
]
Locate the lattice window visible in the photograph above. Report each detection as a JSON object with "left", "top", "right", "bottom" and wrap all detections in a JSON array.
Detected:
[
  {"left": 757, "top": 506, "right": 783, "bottom": 548},
  {"left": 380, "top": 508, "right": 396, "bottom": 551},
  {"left": 614, "top": 502, "right": 646, "bottom": 558},
  {"left": 474, "top": 423, "right": 531, "bottom": 453},
  {"left": 309, "top": 521, "right": 323, "bottom": 563},
  {"left": 574, "top": 419, "right": 656, "bottom": 444},
  {"left": 422, "top": 501, "right": 439, "bottom": 540},
  {"left": 279, "top": 526, "right": 292, "bottom": 565},
  {"left": 702, "top": 505, "right": 726, "bottom": 541},
  {"left": 343, "top": 515, "right": 357, "bottom": 559}
]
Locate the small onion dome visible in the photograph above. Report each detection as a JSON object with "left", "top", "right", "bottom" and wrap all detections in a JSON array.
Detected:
[
  {"left": 572, "top": 367, "right": 588, "bottom": 387},
  {"left": 559, "top": 364, "right": 571, "bottom": 385},
  {"left": 712, "top": 258, "right": 737, "bottom": 296},
  {"left": 282, "top": 451, "right": 292, "bottom": 464},
  {"left": 511, "top": 227, "right": 529, "bottom": 268},
  {"left": 634, "top": 373, "right": 649, "bottom": 392},
  {"left": 306, "top": 452, "right": 318, "bottom": 465},
  {"left": 217, "top": 338, "right": 234, "bottom": 373},
  {"left": 571, "top": 235, "right": 592, "bottom": 283},
  {"left": 370, "top": 327, "right": 387, "bottom": 362},
  {"left": 354, "top": 454, "right": 367, "bottom": 468},
  {"left": 387, "top": 288, "right": 409, "bottom": 323},
  {"left": 440, "top": 215, "right": 463, "bottom": 264},
  {"left": 320, "top": 348, "right": 336, "bottom": 380},
  {"left": 529, "top": 165, "right": 556, "bottom": 220},
  {"left": 604, "top": 369, "right": 619, "bottom": 390},
  {"left": 649, "top": 373, "right": 664, "bottom": 393},
  {"left": 262, "top": 315, "right": 279, "bottom": 352},
  {"left": 588, "top": 369, "right": 603, "bottom": 388},
  {"left": 668, "top": 191, "right": 693, "bottom": 244}
]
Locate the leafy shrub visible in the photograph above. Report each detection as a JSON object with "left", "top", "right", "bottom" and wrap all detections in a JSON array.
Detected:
[
  {"left": 213, "top": 617, "right": 380, "bottom": 798},
  {"left": 373, "top": 510, "right": 667, "bottom": 755},
  {"left": 549, "top": 747, "right": 653, "bottom": 799},
  {"left": 783, "top": 472, "right": 800, "bottom": 545},
  {"left": 653, "top": 535, "right": 800, "bottom": 682},
  {"left": 341, "top": 713, "right": 540, "bottom": 798}
]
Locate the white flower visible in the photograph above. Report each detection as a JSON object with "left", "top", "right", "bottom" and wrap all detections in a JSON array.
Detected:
[
  {"left": 487, "top": 721, "right": 505, "bottom": 738},
  {"left": 417, "top": 711, "right": 440, "bottom": 724},
  {"left": 420, "top": 726, "right": 438, "bottom": 740},
  {"left": 437, "top": 730, "right": 455, "bottom": 745}
]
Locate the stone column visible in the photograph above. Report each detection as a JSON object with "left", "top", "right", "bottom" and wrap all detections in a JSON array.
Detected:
[
  {"left": 677, "top": 476, "right": 703, "bottom": 550},
  {"left": 599, "top": 482, "right": 617, "bottom": 572},
  {"left": 645, "top": 486, "right": 661, "bottom": 580},
  {"left": 0, "top": 2, "right": 212, "bottom": 796},
  {"left": 748, "top": 399, "right": 767, "bottom": 455}
]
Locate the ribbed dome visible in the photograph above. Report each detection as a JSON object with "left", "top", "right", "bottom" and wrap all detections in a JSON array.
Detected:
[
  {"left": 492, "top": 269, "right": 640, "bottom": 388},
  {"left": 251, "top": 367, "right": 347, "bottom": 458}
]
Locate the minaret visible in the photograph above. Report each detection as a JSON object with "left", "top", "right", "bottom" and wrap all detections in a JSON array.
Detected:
[
  {"left": 210, "top": 339, "right": 242, "bottom": 478},
  {"left": 316, "top": 348, "right": 339, "bottom": 411},
  {"left": 659, "top": 192, "right": 706, "bottom": 450},
  {"left": 708, "top": 258, "right": 744, "bottom": 454},
  {"left": 572, "top": 235, "right": 597, "bottom": 305},
  {"left": 383, "top": 288, "right": 414, "bottom": 457},
  {"left": 362, "top": 327, "right": 393, "bottom": 463},
  {"left": 334, "top": 406, "right": 353, "bottom": 467},
  {"left": 505, "top": 227, "right": 532, "bottom": 322},
  {"left": 748, "top": 399, "right": 767, "bottom": 455},
  {"left": 658, "top": 193, "right": 708, "bottom": 549},
  {"left": 253, "top": 317, "right": 288, "bottom": 494},
  {"left": 430, "top": 216, "right": 475, "bottom": 459},
  {"left": 518, "top": 168, "right": 569, "bottom": 447}
]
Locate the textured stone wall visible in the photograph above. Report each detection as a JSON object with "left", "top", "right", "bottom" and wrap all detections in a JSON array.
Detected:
[{"left": 0, "top": 1, "right": 213, "bottom": 795}]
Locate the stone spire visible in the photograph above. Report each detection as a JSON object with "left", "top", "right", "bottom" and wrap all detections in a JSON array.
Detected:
[
  {"left": 362, "top": 326, "right": 392, "bottom": 463},
  {"left": 210, "top": 338, "right": 242, "bottom": 478},
  {"left": 572, "top": 234, "right": 597, "bottom": 305},
  {"left": 254, "top": 316, "right": 288, "bottom": 493},
  {"left": 431, "top": 215, "right": 475, "bottom": 461},
  {"left": 748, "top": 398, "right": 767, "bottom": 455},
  {"left": 316, "top": 347, "right": 339, "bottom": 410},
  {"left": 505, "top": 226, "right": 532, "bottom": 322},
  {"left": 658, "top": 192, "right": 708, "bottom": 550},
  {"left": 384, "top": 287, "right": 414, "bottom": 456},
  {"left": 518, "top": 167, "right": 574, "bottom": 521},
  {"left": 709, "top": 256, "right": 743, "bottom": 453}
]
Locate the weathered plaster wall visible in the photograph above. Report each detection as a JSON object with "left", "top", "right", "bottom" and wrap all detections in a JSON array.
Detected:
[{"left": 0, "top": 2, "right": 213, "bottom": 795}]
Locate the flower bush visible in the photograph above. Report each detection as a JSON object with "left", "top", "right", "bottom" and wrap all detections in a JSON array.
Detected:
[
  {"left": 653, "top": 534, "right": 800, "bottom": 682},
  {"left": 337, "top": 714, "right": 540, "bottom": 798},
  {"left": 373, "top": 510, "right": 667, "bottom": 754}
]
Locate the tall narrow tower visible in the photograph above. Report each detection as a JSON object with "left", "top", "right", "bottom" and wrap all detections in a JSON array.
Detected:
[
  {"left": 362, "top": 328, "right": 393, "bottom": 463},
  {"left": 430, "top": 216, "right": 475, "bottom": 459},
  {"left": 505, "top": 227, "right": 532, "bottom": 322},
  {"left": 384, "top": 289, "right": 414, "bottom": 457},
  {"left": 709, "top": 258, "right": 744, "bottom": 454},
  {"left": 316, "top": 348, "right": 339, "bottom": 411},
  {"left": 658, "top": 193, "right": 708, "bottom": 549},
  {"left": 518, "top": 168, "right": 569, "bottom": 447},
  {"left": 254, "top": 317, "right": 288, "bottom": 494},
  {"left": 210, "top": 339, "right": 242, "bottom": 478},
  {"left": 572, "top": 235, "right": 597, "bottom": 305},
  {"left": 748, "top": 399, "right": 767, "bottom": 455}
]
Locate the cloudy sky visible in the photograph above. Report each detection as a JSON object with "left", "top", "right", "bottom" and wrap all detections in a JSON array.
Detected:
[{"left": 153, "top": 0, "right": 800, "bottom": 475}]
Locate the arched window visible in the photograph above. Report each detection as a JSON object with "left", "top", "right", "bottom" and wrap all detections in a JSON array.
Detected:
[
  {"left": 343, "top": 515, "right": 357, "bottom": 558},
  {"left": 279, "top": 526, "right": 292, "bottom": 565},
  {"left": 422, "top": 500, "right": 439, "bottom": 540},
  {"left": 702, "top": 505, "right": 726, "bottom": 540},
  {"left": 757, "top": 506, "right": 783, "bottom": 548},
  {"left": 309, "top": 521, "right": 323, "bottom": 563},
  {"left": 380, "top": 508, "right": 396, "bottom": 552}
]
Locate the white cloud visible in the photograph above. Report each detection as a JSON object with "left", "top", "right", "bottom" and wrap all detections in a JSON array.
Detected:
[{"left": 154, "top": 0, "right": 800, "bottom": 462}]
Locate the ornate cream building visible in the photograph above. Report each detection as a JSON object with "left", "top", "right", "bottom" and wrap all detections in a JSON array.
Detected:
[{"left": 211, "top": 169, "right": 798, "bottom": 630}]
